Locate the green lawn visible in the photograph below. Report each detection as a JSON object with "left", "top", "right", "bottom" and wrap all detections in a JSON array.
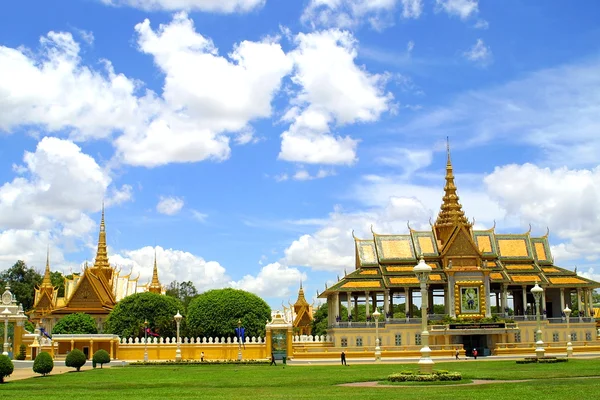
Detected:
[{"left": 2, "top": 359, "right": 600, "bottom": 399}]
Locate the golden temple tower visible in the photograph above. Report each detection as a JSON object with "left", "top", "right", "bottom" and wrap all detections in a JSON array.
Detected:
[
  {"left": 434, "top": 139, "right": 472, "bottom": 247},
  {"left": 147, "top": 249, "right": 163, "bottom": 294},
  {"left": 90, "top": 203, "right": 114, "bottom": 287},
  {"left": 293, "top": 282, "right": 313, "bottom": 335},
  {"left": 40, "top": 246, "right": 53, "bottom": 289}
]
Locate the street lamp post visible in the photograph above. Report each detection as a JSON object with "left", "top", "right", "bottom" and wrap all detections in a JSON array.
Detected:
[
  {"left": 2, "top": 308, "right": 11, "bottom": 356},
  {"left": 564, "top": 306, "right": 573, "bottom": 357},
  {"left": 413, "top": 256, "right": 433, "bottom": 373},
  {"left": 143, "top": 319, "right": 149, "bottom": 362},
  {"left": 373, "top": 308, "right": 381, "bottom": 361},
  {"left": 531, "top": 283, "right": 545, "bottom": 358},
  {"left": 174, "top": 311, "right": 182, "bottom": 362},
  {"left": 237, "top": 319, "right": 243, "bottom": 361}
]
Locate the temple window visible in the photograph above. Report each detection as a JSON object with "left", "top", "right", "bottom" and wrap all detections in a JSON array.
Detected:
[
  {"left": 415, "top": 334, "right": 422, "bottom": 346},
  {"left": 514, "top": 332, "right": 521, "bottom": 343},
  {"left": 572, "top": 332, "right": 577, "bottom": 341},
  {"left": 356, "top": 337, "right": 363, "bottom": 347},
  {"left": 586, "top": 332, "right": 592, "bottom": 341},
  {"left": 552, "top": 332, "right": 559, "bottom": 342},
  {"left": 395, "top": 334, "right": 402, "bottom": 346},
  {"left": 341, "top": 338, "right": 348, "bottom": 347}
]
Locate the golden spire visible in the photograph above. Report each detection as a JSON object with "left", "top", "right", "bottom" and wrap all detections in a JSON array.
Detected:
[
  {"left": 40, "top": 245, "right": 53, "bottom": 288},
  {"left": 294, "top": 280, "right": 309, "bottom": 307},
  {"left": 434, "top": 138, "right": 471, "bottom": 245},
  {"left": 147, "top": 248, "right": 162, "bottom": 294},
  {"left": 93, "top": 201, "right": 110, "bottom": 269}
]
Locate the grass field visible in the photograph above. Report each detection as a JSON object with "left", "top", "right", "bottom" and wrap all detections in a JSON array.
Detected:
[{"left": 1, "top": 359, "right": 600, "bottom": 399}]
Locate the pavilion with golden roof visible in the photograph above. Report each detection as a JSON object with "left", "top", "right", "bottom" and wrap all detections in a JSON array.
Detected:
[
  {"left": 318, "top": 146, "right": 600, "bottom": 355},
  {"left": 28, "top": 205, "right": 166, "bottom": 332}
]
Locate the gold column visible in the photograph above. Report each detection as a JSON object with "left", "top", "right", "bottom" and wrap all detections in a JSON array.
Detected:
[{"left": 71, "top": 340, "right": 75, "bottom": 351}]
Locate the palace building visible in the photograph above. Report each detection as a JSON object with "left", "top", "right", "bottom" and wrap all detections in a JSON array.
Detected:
[
  {"left": 318, "top": 146, "right": 600, "bottom": 356},
  {"left": 28, "top": 205, "right": 165, "bottom": 332}
]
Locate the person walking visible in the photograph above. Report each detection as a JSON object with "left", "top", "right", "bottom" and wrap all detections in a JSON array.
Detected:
[
  {"left": 455, "top": 349, "right": 459, "bottom": 360},
  {"left": 270, "top": 352, "right": 277, "bottom": 366},
  {"left": 341, "top": 351, "right": 347, "bottom": 366},
  {"left": 473, "top": 348, "right": 478, "bottom": 360},
  {"left": 201, "top": 351, "right": 205, "bottom": 362}
]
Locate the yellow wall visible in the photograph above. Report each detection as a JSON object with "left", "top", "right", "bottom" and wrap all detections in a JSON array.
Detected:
[{"left": 117, "top": 343, "right": 268, "bottom": 361}]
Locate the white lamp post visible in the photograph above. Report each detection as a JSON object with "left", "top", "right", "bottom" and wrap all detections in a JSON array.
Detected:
[
  {"left": 531, "top": 283, "right": 545, "bottom": 358},
  {"left": 2, "top": 308, "right": 11, "bottom": 356},
  {"left": 373, "top": 308, "right": 381, "bottom": 361},
  {"left": 564, "top": 306, "right": 573, "bottom": 357},
  {"left": 237, "top": 319, "right": 243, "bottom": 361},
  {"left": 143, "top": 319, "right": 149, "bottom": 362},
  {"left": 413, "top": 256, "right": 433, "bottom": 373},
  {"left": 174, "top": 311, "right": 182, "bottom": 362}
]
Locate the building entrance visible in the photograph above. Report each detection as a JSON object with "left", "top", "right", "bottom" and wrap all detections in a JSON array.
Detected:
[{"left": 460, "top": 335, "right": 488, "bottom": 357}]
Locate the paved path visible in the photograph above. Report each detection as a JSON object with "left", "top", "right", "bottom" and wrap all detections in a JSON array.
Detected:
[{"left": 4, "top": 363, "right": 112, "bottom": 382}]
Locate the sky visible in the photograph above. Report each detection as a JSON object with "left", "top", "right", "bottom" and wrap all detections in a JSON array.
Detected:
[{"left": 1, "top": 0, "right": 600, "bottom": 309}]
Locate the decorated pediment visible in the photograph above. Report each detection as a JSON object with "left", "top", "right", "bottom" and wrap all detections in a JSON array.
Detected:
[
  {"left": 67, "top": 274, "right": 106, "bottom": 308},
  {"left": 442, "top": 226, "right": 481, "bottom": 259}
]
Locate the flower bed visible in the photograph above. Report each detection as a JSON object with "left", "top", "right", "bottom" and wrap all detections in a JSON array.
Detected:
[
  {"left": 388, "top": 370, "right": 462, "bottom": 382},
  {"left": 516, "top": 357, "right": 568, "bottom": 364}
]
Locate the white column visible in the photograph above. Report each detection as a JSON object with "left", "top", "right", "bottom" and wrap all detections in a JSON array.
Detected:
[
  {"left": 577, "top": 288, "right": 583, "bottom": 319},
  {"left": 589, "top": 290, "right": 595, "bottom": 318},
  {"left": 542, "top": 289, "right": 547, "bottom": 318},
  {"left": 347, "top": 292, "right": 352, "bottom": 319},
  {"left": 383, "top": 290, "right": 390, "bottom": 318},
  {"left": 583, "top": 289, "right": 589, "bottom": 317},
  {"left": 365, "top": 291, "right": 370, "bottom": 318},
  {"left": 334, "top": 293, "right": 340, "bottom": 324},
  {"left": 522, "top": 285, "right": 528, "bottom": 319},
  {"left": 560, "top": 288, "right": 565, "bottom": 312},
  {"left": 485, "top": 274, "right": 492, "bottom": 317},
  {"left": 328, "top": 295, "right": 335, "bottom": 326},
  {"left": 406, "top": 287, "right": 412, "bottom": 317},
  {"left": 448, "top": 276, "right": 455, "bottom": 317}
]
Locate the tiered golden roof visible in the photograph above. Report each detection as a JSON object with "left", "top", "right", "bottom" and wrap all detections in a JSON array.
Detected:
[{"left": 147, "top": 250, "right": 163, "bottom": 294}]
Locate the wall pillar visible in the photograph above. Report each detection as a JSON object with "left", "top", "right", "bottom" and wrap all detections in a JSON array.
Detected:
[
  {"left": 560, "top": 288, "right": 565, "bottom": 312},
  {"left": 383, "top": 290, "right": 390, "bottom": 318},
  {"left": 484, "top": 274, "right": 492, "bottom": 317},
  {"left": 577, "top": 288, "right": 583, "bottom": 319},
  {"left": 502, "top": 285, "right": 508, "bottom": 315},
  {"left": 347, "top": 292, "right": 352, "bottom": 319},
  {"left": 521, "top": 285, "right": 528, "bottom": 319},
  {"left": 365, "top": 291, "right": 370, "bottom": 318}
]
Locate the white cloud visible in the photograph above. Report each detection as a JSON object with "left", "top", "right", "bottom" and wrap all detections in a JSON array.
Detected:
[
  {"left": 301, "top": 0, "right": 398, "bottom": 30},
  {"left": 0, "top": 137, "right": 131, "bottom": 231},
  {"left": 114, "top": 13, "right": 293, "bottom": 167},
  {"left": 100, "top": 0, "right": 265, "bottom": 13},
  {"left": 474, "top": 19, "right": 489, "bottom": 29},
  {"left": 156, "top": 196, "right": 185, "bottom": 215},
  {"left": 230, "top": 262, "right": 306, "bottom": 297},
  {"left": 406, "top": 40, "right": 415, "bottom": 54},
  {"left": 0, "top": 31, "right": 146, "bottom": 141},
  {"left": 484, "top": 163, "right": 600, "bottom": 262},
  {"left": 463, "top": 38, "right": 492, "bottom": 65},
  {"left": 293, "top": 168, "right": 336, "bottom": 181},
  {"left": 398, "top": 57, "right": 600, "bottom": 166},
  {"left": 0, "top": 230, "right": 72, "bottom": 273},
  {"left": 435, "top": 0, "right": 478, "bottom": 20},
  {"left": 191, "top": 210, "right": 208, "bottom": 222},
  {"left": 401, "top": 0, "right": 422, "bottom": 19},
  {"left": 111, "top": 246, "right": 231, "bottom": 291},
  {"left": 279, "top": 29, "right": 392, "bottom": 165}
]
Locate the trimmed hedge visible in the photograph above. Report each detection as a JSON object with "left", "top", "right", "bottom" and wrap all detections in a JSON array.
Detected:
[
  {"left": 65, "top": 349, "right": 87, "bottom": 372},
  {"left": 92, "top": 349, "right": 111, "bottom": 369},
  {"left": 33, "top": 352, "right": 54, "bottom": 376},
  {"left": 388, "top": 370, "right": 462, "bottom": 382},
  {"left": 129, "top": 359, "right": 270, "bottom": 366},
  {"left": 516, "top": 357, "right": 568, "bottom": 364},
  {"left": 0, "top": 355, "right": 14, "bottom": 383}
]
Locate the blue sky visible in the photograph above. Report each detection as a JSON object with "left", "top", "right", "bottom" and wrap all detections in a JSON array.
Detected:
[{"left": 1, "top": 0, "right": 600, "bottom": 308}]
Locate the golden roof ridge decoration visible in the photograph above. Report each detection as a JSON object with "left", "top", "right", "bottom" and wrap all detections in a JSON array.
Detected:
[
  {"left": 40, "top": 245, "right": 53, "bottom": 288},
  {"left": 92, "top": 202, "right": 110, "bottom": 269},
  {"left": 294, "top": 281, "right": 309, "bottom": 307},
  {"left": 147, "top": 248, "right": 163, "bottom": 294},
  {"left": 434, "top": 138, "right": 472, "bottom": 244}
]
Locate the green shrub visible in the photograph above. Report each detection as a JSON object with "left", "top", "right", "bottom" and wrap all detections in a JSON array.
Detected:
[
  {"left": 15, "top": 344, "right": 27, "bottom": 360},
  {"left": 92, "top": 349, "right": 110, "bottom": 369},
  {"left": 0, "top": 355, "right": 14, "bottom": 383},
  {"left": 65, "top": 349, "right": 87, "bottom": 372},
  {"left": 33, "top": 352, "right": 54, "bottom": 376}
]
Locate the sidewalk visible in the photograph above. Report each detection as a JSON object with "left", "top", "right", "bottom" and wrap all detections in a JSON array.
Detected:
[{"left": 4, "top": 363, "right": 112, "bottom": 383}]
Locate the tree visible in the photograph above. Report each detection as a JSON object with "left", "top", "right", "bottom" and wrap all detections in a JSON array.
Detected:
[
  {"left": 0, "top": 260, "right": 42, "bottom": 311},
  {"left": 104, "top": 292, "right": 185, "bottom": 338},
  {"left": 52, "top": 313, "right": 98, "bottom": 334},
  {"left": 165, "top": 280, "right": 198, "bottom": 309},
  {"left": 311, "top": 303, "right": 329, "bottom": 337},
  {"left": 50, "top": 271, "right": 65, "bottom": 297},
  {"left": 0, "top": 355, "right": 13, "bottom": 383},
  {"left": 15, "top": 344, "right": 27, "bottom": 360},
  {"left": 65, "top": 349, "right": 87, "bottom": 372},
  {"left": 92, "top": 349, "right": 110, "bottom": 368},
  {"left": 33, "top": 352, "right": 54, "bottom": 376},
  {"left": 187, "top": 288, "right": 271, "bottom": 339}
]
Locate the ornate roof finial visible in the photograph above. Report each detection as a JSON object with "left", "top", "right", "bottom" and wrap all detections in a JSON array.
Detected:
[
  {"left": 41, "top": 245, "right": 53, "bottom": 288},
  {"left": 148, "top": 247, "right": 162, "bottom": 294},
  {"left": 407, "top": 220, "right": 412, "bottom": 231},
  {"left": 295, "top": 281, "right": 309, "bottom": 307},
  {"left": 434, "top": 138, "right": 471, "bottom": 245},
  {"left": 93, "top": 202, "right": 110, "bottom": 269}
]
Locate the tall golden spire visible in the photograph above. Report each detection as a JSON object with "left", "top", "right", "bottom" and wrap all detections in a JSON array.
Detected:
[
  {"left": 93, "top": 201, "right": 110, "bottom": 269},
  {"left": 434, "top": 138, "right": 471, "bottom": 245},
  {"left": 148, "top": 248, "right": 163, "bottom": 294},
  {"left": 294, "top": 280, "right": 309, "bottom": 307},
  {"left": 41, "top": 245, "right": 53, "bottom": 288}
]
